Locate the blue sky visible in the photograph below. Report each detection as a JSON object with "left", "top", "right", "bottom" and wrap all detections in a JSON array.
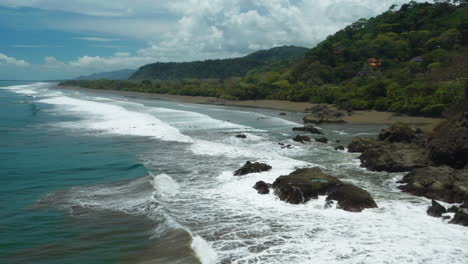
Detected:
[{"left": 0, "top": 0, "right": 423, "bottom": 80}]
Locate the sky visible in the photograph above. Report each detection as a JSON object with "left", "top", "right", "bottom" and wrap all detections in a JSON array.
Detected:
[{"left": 0, "top": 0, "right": 425, "bottom": 80}]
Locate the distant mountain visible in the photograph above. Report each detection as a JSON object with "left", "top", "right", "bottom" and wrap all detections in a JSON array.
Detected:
[
  {"left": 129, "top": 45, "right": 309, "bottom": 80},
  {"left": 76, "top": 69, "right": 135, "bottom": 80}
]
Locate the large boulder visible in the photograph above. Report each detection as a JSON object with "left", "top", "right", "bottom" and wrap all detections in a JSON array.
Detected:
[
  {"left": 315, "top": 137, "right": 329, "bottom": 144},
  {"left": 358, "top": 143, "right": 430, "bottom": 172},
  {"left": 234, "top": 161, "right": 272, "bottom": 176},
  {"left": 272, "top": 168, "right": 343, "bottom": 204},
  {"left": 253, "top": 181, "right": 271, "bottom": 194},
  {"left": 428, "top": 112, "right": 468, "bottom": 169},
  {"left": 398, "top": 166, "right": 468, "bottom": 204},
  {"left": 378, "top": 122, "right": 425, "bottom": 145},
  {"left": 293, "top": 135, "right": 311, "bottom": 144},
  {"left": 292, "top": 125, "right": 323, "bottom": 134},
  {"left": 347, "top": 137, "right": 380, "bottom": 153},
  {"left": 326, "top": 184, "right": 378, "bottom": 212},
  {"left": 450, "top": 210, "right": 468, "bottom": 226},
  {"left": 426, "top": 199, "right": 447, "bottom": 217}
]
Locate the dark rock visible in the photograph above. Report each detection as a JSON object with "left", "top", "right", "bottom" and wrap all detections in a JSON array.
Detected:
[
  {"left": 234, "top": 161, "right": 272, "bottom": 176},
  {"left": 336, "top": 140, "right": 341, "bottom": 143},
  {"left": 358, "top": 143, "right": 430, "bottom": 172},
  {"left": 324, "top": 200, "right": 334, "bottom": 209},
  {"left": 279, "top": 113, "right": 287, "bottom": 116},
  {"left": 442, "top": 215, "right": 451, "bottom": 220},
  {"left": 448, "top": 206, "right": 460, "bottom": 213},
  {"left": 449, "top": 210, "right": 468, "bottom": 226},
  {"left": 347, "top": 137, "right": 380, "bottom": 153},
  {"left": 315, "top": 137, "right": 329, "bottom": 144},
  {"left": 335, "top": 146, "right": 345, "bottom": 151},
  {"left": 293, "top": 135, "right": 311, "bottom": 144},
  {"left": 272, "top": 168, "right": 343, "bottom": 204},
  {"left": 462, "top": 202, "right": 468, "bottom": 209},
  {"left": 426, "top": 199, "right": 447, "bottom": 217},
  {"left": 326, "top": 184, "right": 378, "bottom": 212},
  {"left": 292, "top": 125, "right": 323, "bottom": 134},
  {"left": 235, "top": 134, "right": 247, "bottom": 139},
  {"left": 378, "top": 122, "right": 418, "bottom": 143},
  {"left": 398, "top": 166, "right": 468, "bottom": 204},
  {"left": 253, "top": 181, "right": 271, "bottom": 194},
  {"left": 428, "top": 113, "right": 468, "bottom": 169}
]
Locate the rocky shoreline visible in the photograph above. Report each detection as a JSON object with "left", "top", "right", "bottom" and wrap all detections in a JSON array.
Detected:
[
  {"left": 346, "top": 110, "right": 468, "bottom": 226},
  {"left": 235, "top": 104, "right": 467, "bottom": 226}
]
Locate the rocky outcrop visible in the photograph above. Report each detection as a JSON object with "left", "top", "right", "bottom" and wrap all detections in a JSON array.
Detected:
[
  {"left": 270, "top": 168, "right": 377, "bottom": 212},
  {"left": 235, "top": 134, "right": 247, "bottom": 139},
  {"left": 428, "top": 112, "right": 468, "bottom": 169},
  {"left": 378, "top": 122, "right": 425, "bottom": 145},
  {"left": 293, "top": 135, "right": 311, "bottom": 144},
  {"left": 426, "top": 199, "right": 447, "bottom": 217},
  {"left": 347, "top": 137, "right": 380, "bottom": 153},
  {"left": 398, "top": 166, "right": 468, "bottom": 204},
  {"left": 253, "top": 181, "right": 271, "bottom": 194},
  {"left": 326, "top": 184, "right": 378, "bottom": 212},
  {"left": 272, "top": 168, "right": 342, "bottom": 204},
  {"left": 315, "top": 137, "right": 329, "bottom": 144},
  {"left": 347, "top": 123, "right": 431, "bottom": 172},
  {"left": 234, "top": 161, "right": 272, "bottom": 176},
  {"left": 335, "top": 146, "right": 345, "bottom": 151},
  {"left": 292, "top": 125, "right": 323, "bottom": 134},
  {"left": 358, "top": 143, "right": 430, "bottom": 172},
  {"left": 450, "top": 211, "right": 468, "bottom": 226},
  {"left": 303, "top": 105, "right": 346, "bottom": 124}
]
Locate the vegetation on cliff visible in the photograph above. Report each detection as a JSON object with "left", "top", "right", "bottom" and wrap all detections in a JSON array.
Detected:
[
  {"left": 129, "top": 45, "right": 308, "bottom": 80},
  {"left": 61, "top": 2, "right": 467, "bottom": 117}
]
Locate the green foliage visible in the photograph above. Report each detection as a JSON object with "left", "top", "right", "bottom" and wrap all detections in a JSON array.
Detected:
[
  {"left": 60, "top": 3, "right": 468, "bottom": 117},
  {"left": 130, "top": 46, "right": 308, "bottom": 80}
]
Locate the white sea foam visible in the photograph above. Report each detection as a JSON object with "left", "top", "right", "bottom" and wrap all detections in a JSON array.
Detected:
[
  {"left": 152, "top": 173, "right": 180, "bottom": 197},
  {"left": 191, "top": 236, "right": 218, "bottom": 264},
  {"left": 1, "top": 82, "right": 50, "bottom": 95},
  {"left": 38, "top": 96, "right": 193, "bottom": 143}
]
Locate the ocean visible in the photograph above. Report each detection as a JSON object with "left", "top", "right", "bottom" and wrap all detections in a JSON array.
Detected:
[{"left": 1, "top": 81, "right": 467, "bottom": 264}]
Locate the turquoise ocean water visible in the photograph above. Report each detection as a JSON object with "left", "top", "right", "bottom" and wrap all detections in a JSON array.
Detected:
[{"left": 1, "top": 81, "right": 467, "bottom": 264}]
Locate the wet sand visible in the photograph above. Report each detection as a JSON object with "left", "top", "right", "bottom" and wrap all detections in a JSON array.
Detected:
[{"left": 57, "top": 85, "right": 444, "bottom": 129}]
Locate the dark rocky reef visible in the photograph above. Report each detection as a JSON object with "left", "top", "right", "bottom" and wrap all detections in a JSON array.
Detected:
[
  {"left": 427, "top": 111, "right": 468, "bottom": 169},
  {"left": 347, "top": 112, "right": 468, "bottom": 225},
  {"left": 326, "top": 184, "right": 378, "bottom": 212},
  {"left": 292, "top": 125, "right": 323, "bottom": 134},
  {"left": 426, "top": 199, "right": 447, "bottom": 217},
  {"left": 315, "top": 137, "right": 329, "bottom": 144},
  {"left": 293, "top": 135, "right": 311, "bottom": 144},
  {"left": 234, "top": 161, "right": 272, "bottom": 176},
  {"left": 348, "top": 123, "right": 430, "bottom": 172},
  {"left": 235, "top": 134, "right": 247, "bottom": 139},
  {"left": 253, "top": 181, "right": 271, "bottom": 194},
  {"left": 265, "top": 168, "right": 377, "bottom": 212},
  {"left": 398, "top": 166, "right": 468, "bottom": 205}
]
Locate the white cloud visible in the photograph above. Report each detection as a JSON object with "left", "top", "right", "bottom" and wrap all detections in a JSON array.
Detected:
[
  {"left": 0, "top": 53, "right": 30, "bottom": 66},
  {"left": 73, "top": 37, "right": 120, "bottom": 42},
  {"left": 0, "top": 0, "right": 426, "bottom": 79}
]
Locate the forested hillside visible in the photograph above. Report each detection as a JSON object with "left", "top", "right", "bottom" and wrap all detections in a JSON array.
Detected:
[
  {"left": 61, "top": 2, "right": 468, "bottom": 117},
  {"left": 129, "top": 45, "right": 308, "bottom": 80}
]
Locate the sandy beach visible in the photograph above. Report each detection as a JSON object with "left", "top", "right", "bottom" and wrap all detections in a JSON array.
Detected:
[{"left": 57, "top": 85, "right": 444, "bottom": 129}]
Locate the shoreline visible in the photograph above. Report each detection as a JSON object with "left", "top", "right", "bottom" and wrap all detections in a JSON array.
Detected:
[{"left": 56, "top": 85, "right": 444, "bottom": 129}]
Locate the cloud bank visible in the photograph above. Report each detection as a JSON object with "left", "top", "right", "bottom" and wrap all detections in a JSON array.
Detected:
[{"left": 0, "top": 0, "right": 424, "bottom": 79}]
